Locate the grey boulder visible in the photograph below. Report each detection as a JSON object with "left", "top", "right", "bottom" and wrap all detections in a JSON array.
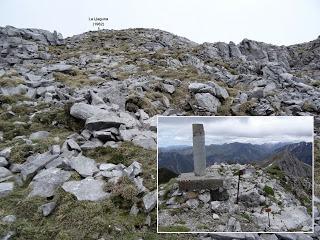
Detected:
[
  {"left": 194, "top": 93, "right": 221, "bottom": 113},
  {"left": 143, "top": 190, "right": 157, "bottom": 212},
  {"left": 69, "top": 155, "right": 99, "bottom": 177},
  {"left": 0, "top": 182, "right": 14, "bottom": 197},
  {"left": 70, "top": 102, "right": 100, "bottom": 120},
  {"left": 1, "top": 215, "right": 16, "bottom": 223},
  {"left": 20, "top": 151, "right": 58, "bottom": 181},
  {"left": 0, "top": 147, "right": 11, "bottom": 159},
  {"left": 28, "top": 168, "right": 71, "bottom": 197},
  {"left": 85, "top": 113, "right": 125, "bottom": 131},
  {"left": 66, "top": 139, "right": 81, "bottom": 152},
  {"left": 189, "top": 83, "right": 216, "bottom": 95},
  {"left": 39, "top": 202, "right": 56, "bottom": 216},
  {"left": 0, "top": 157, "right": 8, "bottom": 167},
  {"left": 0, "top": 167, "right": 12, "bottom": 178},
  {"left": 29, "top": 131, "right": 50, "bottom": 140},
  {"left": 62, "top": 178, "right": 110, "bottom": 201}
]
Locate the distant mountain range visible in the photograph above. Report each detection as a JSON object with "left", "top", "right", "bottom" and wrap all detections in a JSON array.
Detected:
[
  {"left": 259, "top": 149, "right": 312, "bottom": 178},
  {"left": 274, "top": 142, "right": 312, "bottom": 165},
  {"left": 158, "top": 142, "right": 312, "bottom": 174}
]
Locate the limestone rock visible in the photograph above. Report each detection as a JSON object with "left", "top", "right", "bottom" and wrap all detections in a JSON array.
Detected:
[
  {"left": 144, "top": 115, "right": 157, "bottom": 132},
  {"left": 0, "top": 182, "right": 14, "bottom": 197},
  {"left": 28, "top": 168, "right": 71, "bottom": 197},
  {"left": 0, "top": 147, "right": 11, "bottom": 159},
  {"left": 1, "top": 215, "right": 16, "bottom": 223},
  {"left": 48, "top": 63, "right": 73, "bottom": 72},
  {"left": 29, "top": 131, "right": 50, "bottom": 140},
  {"left": 66, "top": 139, "right": 81, "bottom": 152},
  {"left": 208, "top": 82, "right": 229, "bottom": 100},
  {"left": 0, "top": 157, "right": 8, "bottom": 167},
  {"left": 194, "top": 93, "right": 221, "bottom": 113},
  {"left": 238, "top": 188, "right": 262, "bottom": 207},
  {"left": 143, "top": 191, "right": 157, "bottom": 212},
  {"left": 186, "top": 199, "right": 199, "bottom": 209},
  {"left": 20, "top": 152, "right": 58, "bottom": 181},
  {"left": 133, "top": 176, "right": 147, "bottom": 193},
  {"left": 130, "top": 204, "right": 139, "bottom": 216},
  {"left": 189, "top": 83, "right": 216, "bottom": 95},
  {"left": 69, "top": 155, "right": 99, "bottom": 177},
  {"left": 62, "top": 178, "right": 110, "bottom": 201},
  {"left": 124, "top": 161, "right": 142, "bottom": 178},
  {"left": 198, "top": 192, "right": 211, "bottom": 203},
  {"left": 70, "top": 102, "right": 102, "bottom": 120},
  {"left": 99, "top": 163, "right": 117, "bottom": 171},
  {"left": 0, "top": 167, "right": 12, "bottom": 178},
  {"left": 39, "top": 202, "right": 56, "bottom": 216},
  {"left": 85, "top": 114, "right": 125, "bottom": 131}
]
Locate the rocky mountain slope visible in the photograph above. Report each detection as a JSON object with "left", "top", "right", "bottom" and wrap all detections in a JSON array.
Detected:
[
  {"left": 260, "top": 150, "right": 312, "bottom": 178},
  {"left": 0, "top": 25, "right": 319, "bottom": 239},
  {"left": 274, "top": 142, "right": 313, "bottom": 165}
]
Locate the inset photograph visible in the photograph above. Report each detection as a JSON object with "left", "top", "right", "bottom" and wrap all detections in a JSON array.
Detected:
[{"left": 157, "top": 116, "right": 314, "bottom": 233}]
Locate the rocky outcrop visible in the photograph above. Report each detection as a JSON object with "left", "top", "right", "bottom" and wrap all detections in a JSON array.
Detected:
[{"left": 0, "top": 26, "right": 64, "bottom": 67}]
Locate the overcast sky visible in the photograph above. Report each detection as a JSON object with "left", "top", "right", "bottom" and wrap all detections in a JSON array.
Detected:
[
  {"left": 158, "top": 116, "right": 314, "bottom": 147},
  {"left": 0, "top": 0, "right": 319, "bottom": 45}
]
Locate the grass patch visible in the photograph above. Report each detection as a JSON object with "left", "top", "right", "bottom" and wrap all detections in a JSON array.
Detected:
[
  {"left": 240, "top": 212, "right": 251, "bottom": 222},
  {"left": 237, "top": 100, "right": 256, "bottom": 115},
  {"left": 158, "top": 225, "right": 190, "bottom": 232},
  {"left": 0, "top": 103, "right": 82, "bottom": 143},
  {"left": 125, "top": 94, "right": 158, "bottom": 116},
  {"left": 0, "top": 95, "right": 30, "bottom": 105},
  {"left": 0, "top": 76, "right": 24, "bottom": 87},
  {"left": 217, "top": 97, "right": 233, "bottom": 116},
  {"left": 53, "top": 70, "right": 102, "bottom": 88},
  {"left": 108, "top": 176, "right": 139, "bottom": 209},
  {"left": 196, "top": 223, "right": 209, "bottom": 230},
  {"left": 0, "top": 185, "right": 149, "bottom": 240},
  {"left": 263, "top": 185, "right": 274, "bottom": 196},
  {"left": 267, "top": 165, "right": 285, "bottom": 181}
]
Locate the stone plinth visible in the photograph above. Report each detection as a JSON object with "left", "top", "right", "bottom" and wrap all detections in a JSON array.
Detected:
[
  {"left": 192, "top": 124, "right": 206, "bottom": 176},
  {"left": 177, "top": 172, "right": 224, "bottom": 191}
]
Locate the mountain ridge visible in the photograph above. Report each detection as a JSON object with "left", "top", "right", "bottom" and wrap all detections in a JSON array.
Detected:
[{"left": 159, "top": 141, "right": 312, "bottom": 174}]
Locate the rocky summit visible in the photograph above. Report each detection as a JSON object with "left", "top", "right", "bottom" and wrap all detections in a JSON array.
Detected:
[
  {"left": 0, "top": 25, "right": 319, "bottom": 239},
  {"left": 158, "top": 163, "right": 312, "bottom": 232}
]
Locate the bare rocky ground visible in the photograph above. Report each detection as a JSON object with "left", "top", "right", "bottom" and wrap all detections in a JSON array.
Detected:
[
  {"left": 0, "top": 25, "right": 319, "bottom": 239},
  {"left": 158, "top": 163, "right": 312, "bottom": 232}
]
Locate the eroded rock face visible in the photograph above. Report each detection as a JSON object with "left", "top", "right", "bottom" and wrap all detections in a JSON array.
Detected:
[{"left": 0, "top": 26, "right": 64, "bottom": 67}]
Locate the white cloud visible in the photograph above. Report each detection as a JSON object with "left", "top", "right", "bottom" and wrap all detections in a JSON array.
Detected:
[{"left": 158, "top": 116, "right": 313, "bottom": 147}]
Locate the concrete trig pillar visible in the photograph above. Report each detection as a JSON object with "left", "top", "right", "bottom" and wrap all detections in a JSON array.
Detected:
[{"left": 192, "top": 124, "right": 206, "bottom": 176}]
